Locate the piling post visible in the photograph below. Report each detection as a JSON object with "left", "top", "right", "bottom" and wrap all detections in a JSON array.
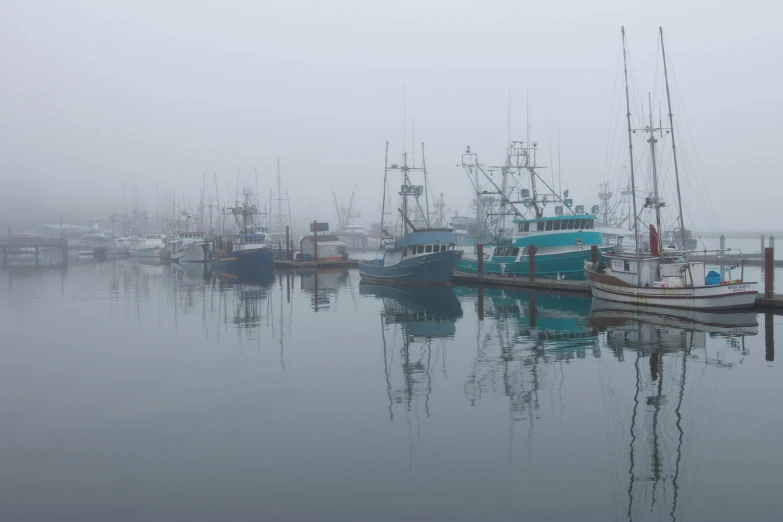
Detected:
[
  {"left": 313, "top": 221, "right": 318, "bottom": 265},
  {"left": 771, "top": 235, "right": 775, "bottom": 251},
  {"left": 478, "top": 287, "right": 484, "bottom": 321},
  {"left": 285, "top": 226, "right": 290, "bottom": 260},
  {"left": 766, "top": 313, "right": 774, "bottom": 362},
  {"left": 528, "top": 245, "right": 537, "bottom": 282},
  {"left": 477, "top": 244, "right": 484, "bottom": 276},
  {"left": 765, "top": 247, "right": 774, "bottom": 299},
  {"left": 590, "top": 244, "right": 598, "bottom": 264}
]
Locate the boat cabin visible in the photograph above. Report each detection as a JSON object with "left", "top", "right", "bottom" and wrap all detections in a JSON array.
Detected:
[
  {"left": 511, "top": 215, "right": 601, "bottom": 247},
  {"left": 378, "top": 229, "right": 456, "bottom": 266},
  {"left": 231, "top": 233, "right": 267, "bottom": 251},
  {"left": 604, "top": 253, "right": 709, "bottom": 288}
]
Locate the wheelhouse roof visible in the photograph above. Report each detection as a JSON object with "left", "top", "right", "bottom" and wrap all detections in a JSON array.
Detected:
[{"left": 512, "top": 214, "right": 598, "bottom": 223}]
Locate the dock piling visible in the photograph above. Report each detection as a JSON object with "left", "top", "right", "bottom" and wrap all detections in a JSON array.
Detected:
[
  {"left": 313, "top": 221, "right": 318, "bottom": 265},
  {"left": 766, "top": 313, "right": 775, "bottom": 362},
  {"left": 765, "top": 247, "right": 774, "bottom": 299},
  {"left": 590, "top": 245, "right": 598, "bottom": 264},
  {"left": 528, "top": 245, "right": 537, "bottom": 282},
  {"left": 477, "top": 244, "right": 484, "bottom": 276}
]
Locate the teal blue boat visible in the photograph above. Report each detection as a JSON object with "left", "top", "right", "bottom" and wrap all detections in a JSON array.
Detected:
[
  {"left": 458, "top": 214, "right": 613, "bottom": 280},
  {"left": 457, "top": 140, "right": 613, "bottom": 280},
  {"left": 359, "top": 140, "right": 460, "bottom": 285}
]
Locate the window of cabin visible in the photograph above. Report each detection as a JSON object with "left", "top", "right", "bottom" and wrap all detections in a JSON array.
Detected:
[
  {"left": 425, "top": 245, "right": 433, "bottom": 253},
  {"left": 553, "top": 220, "right": 561, "bottom": 231},
  {"left": 417, "top": 245, "right": 424, "bottom": 254},
  {"left": 624, "top": 260, "right": 630, "bottom": 271},
  {"left": 567, "top": 219, "right": 574, "bottom": 230},
  {"left": 578, "top": 218, "right": 585, "bottom": 229},
  {"left": 511, "top": 247, "right": 520, "bottom": 257},
  {"left": 440, "top": 244, "right": 447, "bottom": 252},
  {"left": 586, "top": 219, "right": 594, "bottom": 229},
  {"left": 546, "top": 220, "right": 553, "bottom": 231}
]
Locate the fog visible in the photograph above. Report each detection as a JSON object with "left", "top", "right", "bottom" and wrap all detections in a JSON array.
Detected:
[{"left": 1, "top": 0, "right": 779, "bottom": 232}]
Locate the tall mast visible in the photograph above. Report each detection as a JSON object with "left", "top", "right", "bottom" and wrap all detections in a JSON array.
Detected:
[
  {"left": 277, "top": 157, "right": 283, "bottom": 241},
  {"left": 421, "top": 142, "right": 430, "bottom": 227},
  {"left": 648, "top": 92, "right": 664, "bottom": 259},
  {"left": 402, "top": 152, "right": 408, "bottom": 236},
  {"left": 380, "top": 141, "right": 389, "bottom": 243},
  {"left": 621, "top": 26, "right": 641, "bottom": 283},
  {"left": 660, "top": 27, "right": 687, "bottom": 253}
]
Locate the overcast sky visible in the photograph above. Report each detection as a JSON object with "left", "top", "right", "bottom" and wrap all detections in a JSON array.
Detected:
[{"left": 1, "top": 0, "right": 779, "bottom": 232}]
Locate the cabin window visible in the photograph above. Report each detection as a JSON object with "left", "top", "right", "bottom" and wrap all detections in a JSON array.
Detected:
[
  {"left": 624, "top": 260, "right": 630, "bottom": 271},
  {"left": 553, "top": 220, "right": 561, "bottom": 231},
  {"left": 409, "top": 247, "right": 415, "bottom": 256},
  {"left": 417, "top": 245, "right": 424, "bottom": 254},
  {"left": 517, "top": 222, "right": 529, "bottom": 233},
  {"left": 588, "top": 219, "right": 594, "bottom": 229},
  {"left": 566, "top": 219, "right": 573, "bottom": 230},
  {"left": 545, "top": 220, "right": 553, "bottom": 231},
  {"left": 577, "top": 218, "right": 584, "bottom": 229},
  {"left": 425, "top": 245, "right": 433, "bottom": 253}
]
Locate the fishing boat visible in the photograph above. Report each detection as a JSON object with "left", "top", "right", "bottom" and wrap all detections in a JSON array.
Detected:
[
  {"left": 210, "top": 188, "right": 275, "bottom": 270},
  {"left": 171, "top": 231, "right": 207, "bottom": 263},
  {"left": 584, "top": 27, "right": 757, "bottom": 310},
  {"left": 457, "top": 141, "right": 612, "bottom": 279},
  {"left": 129, "top": 233, "right": 166, "bottom": 258},
  {"left": 358, "top": 141, "right": 461, "bottom": 285}
]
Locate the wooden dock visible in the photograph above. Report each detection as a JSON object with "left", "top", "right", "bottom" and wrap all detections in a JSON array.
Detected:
[
  {"left": 688, "top": 253, "right": 783, "bottom": 267},
  {"left": 453, "top": 273, "right": 591, "bottom": 294},
  {"left": 275, "top": 259, "right": 359, "bottom": 269}
]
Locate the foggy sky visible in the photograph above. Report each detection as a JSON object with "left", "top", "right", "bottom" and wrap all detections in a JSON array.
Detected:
[{"left": 1, "top": 0, "right": 780, "bottom": 232}]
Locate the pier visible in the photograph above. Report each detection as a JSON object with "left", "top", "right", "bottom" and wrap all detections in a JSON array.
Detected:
[
  {"left": 275, "top": 259, "right": 359, "bottom": 269},
  {"left": 1, "top": 236, "right": 69, "bottom": 265}
]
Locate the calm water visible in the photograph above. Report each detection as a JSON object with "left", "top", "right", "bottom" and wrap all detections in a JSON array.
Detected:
[{"left": 1, "top": 258, "right": 782, "bottom": 522}]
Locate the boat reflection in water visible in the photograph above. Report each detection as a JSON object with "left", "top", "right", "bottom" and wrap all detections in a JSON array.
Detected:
[
  {"left": 589, "top": 297, "right": 759, "bottom": 338},
  {"left": 300, "top": 269, "right": 350, "bottom": 311},
  {"left": 213, "top": 268, "right": 276, "bottom": 331},
  {"left": 457, "top": 287, "right": 596, "bottom": 426},
  {"left": 589, "top": 297, "right": 757, "bottom": 521},
  {"left": 361, "top": 285, "right": 463, "bottom": 423}
]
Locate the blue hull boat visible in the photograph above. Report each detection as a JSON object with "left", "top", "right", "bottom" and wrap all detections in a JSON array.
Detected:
[
  {"left": 359, "top": 248, "right": 461, "bottom": 285},
  {"left": 210, "top": 247, "right": 276, "bottom": 270}
]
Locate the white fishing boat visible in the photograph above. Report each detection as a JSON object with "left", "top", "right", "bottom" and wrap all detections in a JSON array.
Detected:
[
  {"left": 584, "top": 27, "right": 757, "bottom": 310},
  {"left": 130, "top": 233, "right": 166, "bottom": 258},
  {"left": 170, "top": 231, "right": 207, "bottom": 263}
]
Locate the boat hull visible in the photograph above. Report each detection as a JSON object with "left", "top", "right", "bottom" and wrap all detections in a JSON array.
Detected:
[
  {"left": 130, "top": 247, "right": 162, "bottom": 258},
  {"left": 358, "top": 250, "right": 460, "bottom": 285},
  {"left": 458, "top": 246, "right": 613, "bottom": 280},
  {"left": 210, "top": 247, "right": 275, "bottom": 269},
  {"left": 173, "top": 242, "right": 207, "bottom": 263},
  {"left": 585, "top": 267, "right": 758, "bottom": 310}
]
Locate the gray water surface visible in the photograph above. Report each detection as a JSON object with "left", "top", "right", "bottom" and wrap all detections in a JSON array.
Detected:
[{"left": 1, "top": 259, "right": 780, "bottom": 522}]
